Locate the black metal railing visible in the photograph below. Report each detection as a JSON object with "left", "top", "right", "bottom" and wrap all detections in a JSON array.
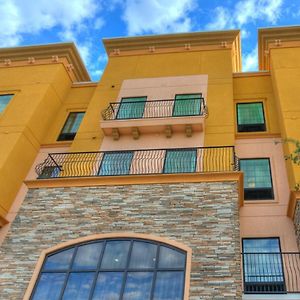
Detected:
[
  {"left": 36, "top": 146, "right": 238, "bottom": 179},
  {"left": 242, "top": 252, "right": 300, "bottom": 294},
  {"left": 102, "top": 98, "right": 207, "bottom": 120}
]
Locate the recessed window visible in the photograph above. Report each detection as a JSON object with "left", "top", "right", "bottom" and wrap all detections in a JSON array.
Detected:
[
  {"left": 0, "top": 94, "right": 14, "bottom": 113},
  {"left": 57, "top": 112, "right": 85, "bottom": 141},
  {"left": 240, "top": 158, "right": 274, "bottom": 200},
  {"left": 236, "top": 102, "right": 266, "bottom": 132},
  {"left": 164, "top": 149, "right": 197, "bottom": 174},
  {"left": 242, "top": 238, "right": 285, "bottom": 293},
  {"left": 30, "top": 238, "right": 186, "bottom": 300},
  {"left": 173, "top": 94, "right": 202, "bottom": 117},
  {"left": 116, "top": 96, "right": 147, "bottom": 119}
]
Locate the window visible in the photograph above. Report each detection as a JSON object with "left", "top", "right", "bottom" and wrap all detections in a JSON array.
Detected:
[
  {"left": 239, "top": 158, "right": 274, "bottom": 200},
  {"left": 38, "top": 166, "right": 61, "bottom": 179},
  {"left": 0, "top": 94, "right": 14, "bottom": 113},
  {"left": 57, "top": 112, "right": 85, "bottom": 141},
  {"left": 164, "top": 149, "right": 197, "bottom": 174},
  {"left": 30, "top": 238, "right": 186, "bottom": 300},
  {"left": 116, "top": 97, "right": 147, "bottom": 119},
  {"left": 98, "top": 151, "right": 133, "bottom": 176},
  {"left": 173, "top": 94, "right": 202, "bottom": 117},
  {"left": 236, "top": 102, "right": 266, "bottom": 132},
  {"left": 242, "top": 238, "right": 285, "bottom": 293}
]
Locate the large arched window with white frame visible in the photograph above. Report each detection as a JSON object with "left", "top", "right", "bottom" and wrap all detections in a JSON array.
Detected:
[{"left": 29, "top": 237, "right": 188, "bottom": 300}]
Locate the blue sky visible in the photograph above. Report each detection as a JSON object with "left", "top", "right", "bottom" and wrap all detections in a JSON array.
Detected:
[{"left": 1, "top": 0, "right": 300, "bottom": 81}]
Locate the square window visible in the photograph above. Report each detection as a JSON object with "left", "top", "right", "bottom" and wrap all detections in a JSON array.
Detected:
[
  {"left": 57, "top": 112, "right": 85, "bottom": 141},
  {"left": 173, "top": 94, "right": 202, "bottom": 117},
  {"left": 239, "top": 158, "right": 274, "bottom": 200},
  {"left": 116, "top": 97, "right": 147, "bottom": 119},
  {"left": 0, "top": 94, "right": 14, "bottom": 113},
  {"left": 237, "top": 102, "right": 266, "bottom": 132}
]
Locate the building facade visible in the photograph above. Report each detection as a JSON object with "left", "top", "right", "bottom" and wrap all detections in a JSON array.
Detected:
[{"left": 0, "top": 26, "right": 300, "bottom": 299}]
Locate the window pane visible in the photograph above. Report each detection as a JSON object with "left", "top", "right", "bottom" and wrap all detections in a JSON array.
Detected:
[
  {"left": 240, "top": 159, "right": 272, "bottom": 188},
  {"left": 32, "top": 273, "right": 66, "bottom": 300},
  {"left": 158, "top": 246, "right": 185, "bottom": 269},
  {"left": 164, "top": 150, "right": 196, "bottom": 174},
  {"left": 0, "top": 94, "right": 13, "bottom": 113},
  {"left": 62, "top": 112, "right": 85, "bottom": 134},
  {"left": 72, "top": 242, "right": 103, "bottom": 270},
  {"left": 43, "top": 248, "right": 74, "bottom": 270},
  {"left": 243, "top": 238, "right": 280, "bottom": 253},
  {"left": 98, "top": 152, "right": 133, "bottom": 176},
  {"left": 101, "top": 241, "right": 131, "bottom": 269},
  {"left": 123, "top": 272, "right": 153, "bottom": 300},
  {"left": 153, "top": 271, "right": 184, "bottom": 300},
  {"left": 92, "top": 272, "right": 123, "bottom": 300},
  {"left": 237, "top": 103, "right": 264, "bottom": 125},
  {"left": 173, "top": 94, "right": 201, "bottom": 116},
  {"left": 62, "top": 273, "right": 94, "bottom": 300},
  {"left": 129, "top": 241, "right": 157, "bottom": 269},
  {"left": 117, "top": 97, "right": 146, "bottom": 119}
]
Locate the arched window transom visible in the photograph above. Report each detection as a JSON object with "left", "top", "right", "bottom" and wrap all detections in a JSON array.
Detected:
[{"left": 31, "top": 238, "right": 187, "bottom": 300}]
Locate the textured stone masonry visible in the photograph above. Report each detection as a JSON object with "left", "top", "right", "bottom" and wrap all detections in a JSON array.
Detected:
[{"left": 0, "top": 181, "right": 241, "bottom": 299}]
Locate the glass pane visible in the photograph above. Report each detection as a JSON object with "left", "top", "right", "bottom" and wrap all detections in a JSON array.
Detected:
[
  {"left": 0, "top": 94, "right": 13, "bottom": 113},
  {"left": 43, "top": 248, "right": 74, "bottom": 270},
  {"left": 158, "top": 246, "right": 185, "bottom": 268},
  {"left": 173, "top": 94, "right": 201, "bottom": 116},
  {"left": 237, "top": 103, "right": 264, "bottom": 125},
  {"left": 101, "top": 241, "right": 131, "bottom": 269},
  {"left": 240, "top": 159, "right": 272, "bottom": 188},
  {"left": 117, "top": 97, "right": 146, "bottom": 119},
  {"left": 243, "top": 238, "right": 280, "bottom": 253},
  {"left": 73, "top": 242, "right": 103, "bottom": 270},
  {"left": 98, "top": 152, "right": 133, "bottom": 176},
  {"left": 92, "top": 272, "right": 123, "bottom": 300},
  {"left": 123, "top": 272, "right": 153, "bottom": 300},
  {"left": 164, "top": 150, "right": 196, "bottom": 174},
  {"left": 153, "top": 271, "right": 184, "bottom": 300},
  {"left": 32, "top": 273, "right": 66, "bottom": 300},
  {"left": 62, "top": 272, "right": 94, "bottom": 300},
  {"left": 129, "top": 241, "right": 157, "bottom": 269},
  {"left": 62, "top": 112, "right": 84, "bottom": 134}
]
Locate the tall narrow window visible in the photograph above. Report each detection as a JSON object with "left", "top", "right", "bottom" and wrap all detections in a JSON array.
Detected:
[
  {"left": 237, "top": 102, "right": 266, "bottom": 132},
  {"left": 164, "top": 149, "right": 197, "bottom": 174},
  {"left": 116, "top": 97, "right": 147, "bottom": 119},
  {"left": 57, "top": 112, "right": 85, "bottom": 141},
  {"left": 0, "top": 94, "right": 14, "bottom": 113},
  {"left": 173, "top": 94, "right": 202, "bottom": 117},
  {"left": 30, "top": 238, "right": 187, "bottom": 300},
  {"left": 239, "top": 158, "right": 274, "bottom": 200},
  {"left": 242, "top": 238, "right": 285, "bottom": 293}
]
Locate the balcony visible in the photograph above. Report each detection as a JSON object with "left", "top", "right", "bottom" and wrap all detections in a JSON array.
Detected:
[
  {"left": 242, "top": 252, "right": 300, "bottom": 295},
  {"left": 35, "top": 146, "right": 238, "bottom": 179},
  {"left": 101, "top": 97, "right": 207, "bottom": 139}
]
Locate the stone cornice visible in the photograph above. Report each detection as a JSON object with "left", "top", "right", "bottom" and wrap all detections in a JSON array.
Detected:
[
  {"left": 0, "top": 43, "right": 90, "bottom": 82},
  {"left": 258, "top": 25, "right": 300, "bottom": 71}
]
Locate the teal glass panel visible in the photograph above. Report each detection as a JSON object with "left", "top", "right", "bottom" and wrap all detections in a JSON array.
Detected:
[
  {"left": 164, "top": 150, "right": 196, "bottom": 174},
  {"left": 61, "top": 112, "right": 85, "bottom": 134},
  {"left": 237, "top": 103, "right": 264, "bottom": 125},
  {"left": 0, "top": 94, "right": 13, "bottom": 113},
  {"left": 173, "top": 94, "right": 201, "bottom": 117},
  {"left": 240, "top": 159, "right": 272, "bottom": 188},
  {"left": 99, "top": 152, "right": 133, "bottom": 176},
  {"left": 117, "top": 97, "right": 146, "bottom": 119}
]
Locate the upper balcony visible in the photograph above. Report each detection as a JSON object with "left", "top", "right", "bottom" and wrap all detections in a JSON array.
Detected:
[{"left": 101, "top": 95, "right": 207, "bottom": 139}]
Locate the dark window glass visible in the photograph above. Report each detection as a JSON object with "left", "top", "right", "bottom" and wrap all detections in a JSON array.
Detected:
[
  {"left": 242, "top": 238, "right": 285, "bottom": 293},
  {"left": 173, "top": 94, "right": 201, "bottom": 116},
  {"left": 0, "top": 94, "right": 13, "bottom": 113},
  {"left": 57, "top": 112, "right": 85, "bottom": 141},
  {"left": 38, "top": 166, "right": 61, "bottom": 179},
  {"left": 237, "top": 102, "right": 266, "bottom": 132},
  {"left": 117, "top": 97, "right": 147, "bottom": 119},
  {"left": 240, "top": 158, "right": 274, "bottom": 200},
  {"left": 164, "top": 149, "right": 197, "bottom": 174},
  {"left": 31, "top": 239, "right": 186, "bottom": 300}
]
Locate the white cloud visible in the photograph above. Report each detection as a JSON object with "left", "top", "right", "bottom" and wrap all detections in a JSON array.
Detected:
[
  {"left": 243, "top": 45, "right": 258, "bottom": 71},
  {"left": 122, "top": 0, "right": 196, "bottom": 35}
]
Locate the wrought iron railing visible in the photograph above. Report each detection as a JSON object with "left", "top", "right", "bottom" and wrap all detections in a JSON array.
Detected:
[
  {"left": 36, "top": 146, "right": 238, "bottom": 179},
  {"left": 242, "top": 252, "right": 300, "bottom": 294},
  {"left": 102, "top": 97, "right": 207, "bottom": 120}
]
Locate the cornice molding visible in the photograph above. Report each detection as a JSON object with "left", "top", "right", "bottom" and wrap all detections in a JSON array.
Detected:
[{"left": 0, "top": 43, "right": 90, "bottom": 82}]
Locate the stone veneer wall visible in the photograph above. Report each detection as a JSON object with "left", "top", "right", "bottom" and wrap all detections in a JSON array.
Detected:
[
  {"left": 0, "top": 182, "right": 241, "bottom": 299},
  {"left": 295, "top": 200, "right": 300, "bottom": 251}
]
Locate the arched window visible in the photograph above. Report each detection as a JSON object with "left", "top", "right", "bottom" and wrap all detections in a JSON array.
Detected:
[{"left": 30, "top": 238, "right": 187, "bottom": 300}]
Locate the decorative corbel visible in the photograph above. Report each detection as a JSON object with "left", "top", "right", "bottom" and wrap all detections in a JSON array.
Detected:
[
  {"left": 184, "top": 43, "right": 191, "bottom": 50},
  {"left": 132, "top": 127, "right": 140, "bottom": 140},
  {"left": 113, "top": 49, "right": 120, "bottom": 55},
  {"left": 221, "top": 41, "right": 228, "bottom": 48},
  {"left": 185, "top": 125, "right": 193, "bottom": 137},
  {"left": 112, "top": 128, "right": 120, "bottom": 140},
  {"left": 165, "top": 125, "right": 173, "bottom": 138},
  {"left": 28, "top": 57, "right": 35, "bottom": 64},
  {"left": 66, "top": 64, "right": 74, "bottom": 72},
  {"left": 4, "top": 59, "right": 11, "bottom": 66},
  {"left": 52, "top": 55, "right": 59, "bottom": 62},
  {"left": 148, "top": 46, "right": 155, "bottom": 53},
  {"left": 275, "top": 39, "right": 282, "bottom": 47}
]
